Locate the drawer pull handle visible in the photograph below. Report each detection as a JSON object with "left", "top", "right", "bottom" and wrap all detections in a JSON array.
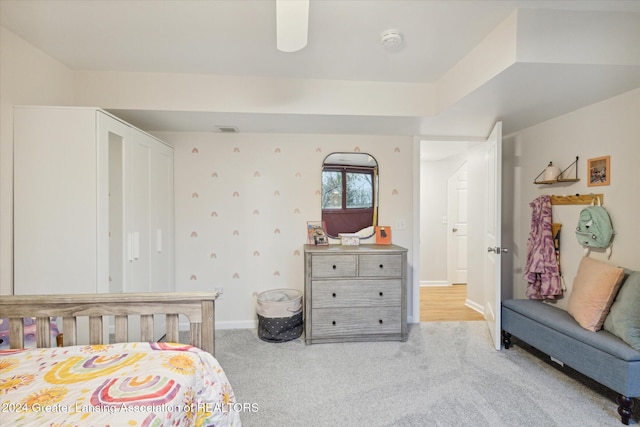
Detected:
[
  {"left": 332, "top": 321, "right": 336, "bottom": 326},
  {"left": 379, "top": 292, "right": 383, "bottom": 297},
  {"left": 379, "top": 264, "right": 384, "bottom": 269},
  {"left": 332, "top": 293, "right": 337, "bottom": 298},
  {"left": 379, "top": 319, "right": 383, "bottom": 324},
  {"left": 332, "top": 265, "right": 337, "bottom": 270}
]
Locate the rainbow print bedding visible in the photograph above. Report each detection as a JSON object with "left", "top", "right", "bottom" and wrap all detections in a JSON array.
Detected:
[{"left": 0, "top": 342, "right": 241, "bottom": 426}]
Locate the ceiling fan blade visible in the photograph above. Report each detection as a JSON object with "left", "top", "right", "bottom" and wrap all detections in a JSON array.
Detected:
[{"left": 276, "top": 0, "right": 309, "bottom": 52}]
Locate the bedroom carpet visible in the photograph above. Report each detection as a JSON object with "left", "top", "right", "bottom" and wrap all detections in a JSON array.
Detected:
[{"left": 211, "top": 322, "right": 638, "bottom": 427}]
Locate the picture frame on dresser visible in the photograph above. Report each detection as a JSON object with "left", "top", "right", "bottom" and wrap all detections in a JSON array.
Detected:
[
  {"left": 375, "top": 226, "right": 392, "bottom": 244},
  {"left": 307, "top": 221, "right": 329, "bottom": 245}
]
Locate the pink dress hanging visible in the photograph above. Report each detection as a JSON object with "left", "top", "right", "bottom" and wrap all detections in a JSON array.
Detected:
[{"left": 523, "top": 195, "right": 563, "bottom": 299}]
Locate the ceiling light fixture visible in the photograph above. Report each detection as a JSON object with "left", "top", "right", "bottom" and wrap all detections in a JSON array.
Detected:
[
  {"left": 380, "top": 29, "right": 403, "bottom": 51},
  {"left": 276, "top": 0, "right": 309, "bottom": 52}
]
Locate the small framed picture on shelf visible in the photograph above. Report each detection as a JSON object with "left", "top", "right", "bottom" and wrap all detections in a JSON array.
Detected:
[
  {"left": 307, "top": 221, "right": 329, "bottom": 245},
  {"left": 587, "top": 155, "right": 610, "bottom": 187}
]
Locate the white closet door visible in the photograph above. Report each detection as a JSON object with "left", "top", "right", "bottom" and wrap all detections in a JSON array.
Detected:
[
  {"left": 124, "top": 131, "right": 173, "bottom": 341},
  {"left": 14, "top": 107, "right": 97, "bottom": 294},
  {"left": 125, "top": 132, "right": 153, "bottom": 293},
  {"left": 124, "top": 131, "right": 173, "bottom": 294},
  {"left": 149, "top": 139, "right": 173, "bottom": 341},
  {"left": 149, "top": 141, "right": 174, "bottom": 293},
  {"left": 97, "top": 112, "right": 131, "bottom": 294}
]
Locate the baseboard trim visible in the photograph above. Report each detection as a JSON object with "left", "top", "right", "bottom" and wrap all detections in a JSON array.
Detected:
[
  {"left": 465, "top": 299, "right": 484, "bottom": 314},
  {"left": 420, "top": 280, "right": 449, "bottom": 287},
  {"left": 216, "top": 320, "right": 257, "bottom": 330},
  {"left": 178, "top": 319, "right": 256, "bottom": 331}
]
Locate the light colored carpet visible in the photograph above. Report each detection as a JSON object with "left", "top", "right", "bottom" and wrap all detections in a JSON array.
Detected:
[{"left": 210, "top": 322, "right": 637, "bottom": 427}]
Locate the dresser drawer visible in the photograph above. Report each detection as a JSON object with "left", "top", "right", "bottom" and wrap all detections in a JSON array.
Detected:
[
  {"left": 359, "top": 254, "right": 402, "bottom": 277},
  {"left": 311, "top": 307, "right": 401, "bottom": 337},
  {"left": 311, "top": 279, "right": 401, "bottom": 308},
  {"left": 311, "top": 254, "right": 357, "bottom": 278}
]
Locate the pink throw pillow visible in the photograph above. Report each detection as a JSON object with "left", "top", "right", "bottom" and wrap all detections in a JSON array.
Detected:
[{"left": 567, "top": 257, "right": 625, "bottom": 332}]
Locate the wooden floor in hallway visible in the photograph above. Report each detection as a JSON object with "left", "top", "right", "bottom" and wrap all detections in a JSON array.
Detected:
[{"left": 420, "top": 284, "right": 485, "bottom": 322}]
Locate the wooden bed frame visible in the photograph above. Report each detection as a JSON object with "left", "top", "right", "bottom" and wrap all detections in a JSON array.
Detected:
[{"left": 0, "top": 292, "right": 218, "bottom": 355}]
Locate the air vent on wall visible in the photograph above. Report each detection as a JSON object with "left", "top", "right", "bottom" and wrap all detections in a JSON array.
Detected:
[{"left": 214, "top": 126, "right": 239, "bottom": 133}]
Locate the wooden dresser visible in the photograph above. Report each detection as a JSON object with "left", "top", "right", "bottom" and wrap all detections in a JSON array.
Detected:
[{"left": 304, "top": 244, "right": 408, "bottom": 344}]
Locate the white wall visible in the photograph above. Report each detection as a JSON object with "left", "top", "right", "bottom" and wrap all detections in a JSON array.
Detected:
[
  {"left": 0, "top": 27, "right": 74, "bottom": 295},
  {"left": 153, "top": 131, "right": 415, "bottom": 327},
  {"left": 504, "top": 88, "right": 640, "bottom": 309}
]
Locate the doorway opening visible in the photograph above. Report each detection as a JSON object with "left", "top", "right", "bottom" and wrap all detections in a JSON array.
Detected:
[{"left": 419, "top": 140, "right": 482, "bottom": 322}]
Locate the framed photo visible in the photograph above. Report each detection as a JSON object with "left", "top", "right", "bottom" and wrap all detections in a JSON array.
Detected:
[
  {"left": 587, "top": 156, "right": 610, "bottom": 187},
  {"left": 307, "top": 221, "right": 329, "bottom": 245}
]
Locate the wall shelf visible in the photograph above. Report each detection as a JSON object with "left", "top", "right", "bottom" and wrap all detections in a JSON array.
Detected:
[
  {"left": 534, "top": 156, "right": 580, "bottom": 185},
  {"left": 549, "top": 194, "right": 603, "bottom": 205},
  {"left": 534, "top": 178, "right": 580, "bottom": 185}
]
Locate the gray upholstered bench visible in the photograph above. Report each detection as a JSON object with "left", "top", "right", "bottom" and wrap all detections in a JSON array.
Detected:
[{"left": 502, "top": 298, "right": 640, "bottom": 425}]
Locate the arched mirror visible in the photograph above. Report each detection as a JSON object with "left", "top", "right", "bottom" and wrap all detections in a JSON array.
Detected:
[{"left": 321, "top": 152, "right": 378, "bottom": 238}]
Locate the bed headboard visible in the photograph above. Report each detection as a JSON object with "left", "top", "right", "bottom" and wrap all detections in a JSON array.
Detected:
[{"left": 0, "top": 292, "right": 218, "bottom": 355}]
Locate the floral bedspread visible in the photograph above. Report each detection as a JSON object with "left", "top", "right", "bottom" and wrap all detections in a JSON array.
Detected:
[{"left": 0, "top": 342, "right": 241, "bottom": 426}]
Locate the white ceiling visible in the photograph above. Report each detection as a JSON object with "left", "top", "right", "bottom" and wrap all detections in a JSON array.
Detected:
[{"left": 2, "top": 0, "right": 640, "bottom": 140}]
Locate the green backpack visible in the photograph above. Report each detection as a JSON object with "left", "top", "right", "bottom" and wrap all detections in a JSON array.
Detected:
[{"left": 575, "top": 198, "right": 613, "bottom": 254}]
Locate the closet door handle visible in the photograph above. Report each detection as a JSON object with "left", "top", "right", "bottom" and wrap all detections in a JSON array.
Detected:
[
  {"left": 156, "top": 229, "right": 163, "bottom": 253},
  {"left": 133, "top": 232, "right": 140, "bottom": 260},
  {"left": 127, "top": 233, "right": 134, "bottom": 262}
]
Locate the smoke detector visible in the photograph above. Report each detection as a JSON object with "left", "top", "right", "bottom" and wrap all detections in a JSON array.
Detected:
[{"left": 380, "top": 30, "right": 403, "bottom": 51}]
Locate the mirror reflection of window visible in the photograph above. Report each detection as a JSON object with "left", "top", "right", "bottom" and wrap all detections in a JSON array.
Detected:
[
  {"left": 321, "top": 170, "right": 343, "bottom": 209},
  {"left": 346, "top": 171, "right": 373, "bottom": 208},
  {"left": 321, "top": 153, "right": 378, "bottom": 238}
]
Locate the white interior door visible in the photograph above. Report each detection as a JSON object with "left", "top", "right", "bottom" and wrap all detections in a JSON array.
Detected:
[
  {"left": 484, "top": 122, "right": 503, "bottom": 350},
  {"left": 126, "top": 134, "right": 152, "bottom": 293},
  {"left": 100, "top": 112, "right": 131, "bottom": 295},
  {"left": 127, "top": 132, "right": 173, "bottom": 340},
  {"left": 448, "top": 163, "right": 469, "bottom": 285},
  {"left": 149, "top": 140, "right": 174, "bottom": 293}
]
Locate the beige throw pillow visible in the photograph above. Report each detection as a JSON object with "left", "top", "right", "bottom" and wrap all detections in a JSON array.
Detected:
[{"left": 567, "top": 257, "right": 625, "bottom": 332}]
